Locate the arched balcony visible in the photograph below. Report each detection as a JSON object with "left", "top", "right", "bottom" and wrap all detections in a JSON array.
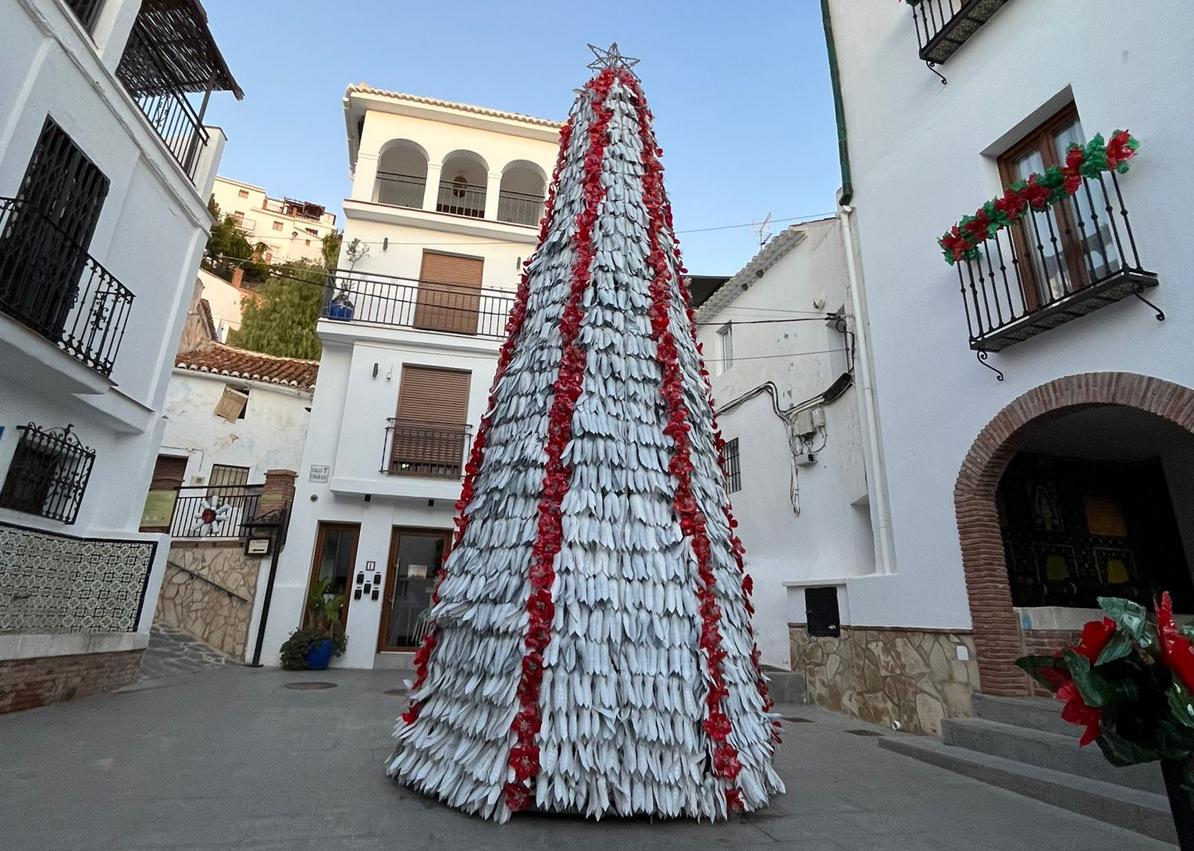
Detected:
[
  {"left": 374, "top": 140, "right": 428, "bottom": 209},
  {"left": 436, "top": 151, "right": 487, "bottom": 219},
  {"left": 497, "top": 161, "right": 547, "bottom": 227}
]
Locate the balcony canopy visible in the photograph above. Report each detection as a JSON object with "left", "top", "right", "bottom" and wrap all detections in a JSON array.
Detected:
[{"left": 118, "top": 0, "right": 243, "bottom": 99}]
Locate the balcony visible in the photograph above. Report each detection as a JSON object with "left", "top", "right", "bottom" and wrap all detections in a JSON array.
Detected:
[
  {"left": 0, "top": 197, "right": 135, "bottom": 376},
  {"left": 375, "top": 172, "right": 425, "bottom": 209},
  {"left": 436, "top": 179, "right": 486, "bottom": 219},
  {"left": 322, "top": 268, "right": 515, "bottom": 339},
  {"left": 114, "top": 0, "right": 243, "bottom": 184},
  {"left": 155, "top": 484, "right": 264, "bottom": 539},
  {"left": 497, "top": 189, "right": 545, "bottom": 227},
  {"left": 954, "top": 171, "right": 1158, "bottom": 354},
  {"left": 909, "top": 0, "right": 1011, "bottom": 64},
  {"left": 382, "top": 419, "right": 472, "bottom": 480}
]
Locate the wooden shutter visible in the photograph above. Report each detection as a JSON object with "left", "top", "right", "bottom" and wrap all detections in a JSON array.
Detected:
[
  {"left": 414, "top": 251, "right": 483, "bottom": 335},
  {"left": 392, "top": 366, "right": 471, "bottom": 477}
]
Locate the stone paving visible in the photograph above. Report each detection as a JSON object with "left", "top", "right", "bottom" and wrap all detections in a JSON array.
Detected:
[
  {"left": 0, "top": 665, "right": 1173, "bottom": 850},
  {"left": 132, "top": 625, "right": 236, "bottom": 686}
]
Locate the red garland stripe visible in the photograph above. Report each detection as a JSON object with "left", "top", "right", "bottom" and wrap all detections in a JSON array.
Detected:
[
  {"left": 624, "top": 71, "right": 744, "bottom": 806},
  {"left": 503, "top": 67, "right": 618, "bottom": 813},
  {"left": 399, "top": 117, "right": 575, "bottom": 728}
]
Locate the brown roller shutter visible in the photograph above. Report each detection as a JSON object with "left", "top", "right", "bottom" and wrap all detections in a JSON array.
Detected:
[
  {"left": 392, "top": 366, "right": 471, "bottom": 477},
  {"left": 414, "top": 251, "right": 483, "bottom": 335}
]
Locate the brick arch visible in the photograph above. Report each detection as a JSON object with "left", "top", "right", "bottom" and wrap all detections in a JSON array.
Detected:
[{"left": 955, "top": 372, "right": 1194, "bottom": 696}]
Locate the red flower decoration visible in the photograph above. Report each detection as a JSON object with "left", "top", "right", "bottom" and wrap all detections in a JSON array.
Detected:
[
  {"left": 504, "top": 782, "right": 532, "bottom": 812},
  {"left": 724, "top": 787, "right": 744, "bottom": 814},
  {"left": 1074, "top": 617, "right": 1117, "bottom": 663},
  {"left": 713, "top": 744, "right": 742, "bottom": 780},
  {"left": 1057, "top": 680, "right": 1102, "bottom": 746},
  {"left": 1157, "top": 591, "right": 1194, "bottom": 692}
]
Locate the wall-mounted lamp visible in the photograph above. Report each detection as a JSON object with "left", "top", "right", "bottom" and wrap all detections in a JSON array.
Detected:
[
  {"left": 372, "top": 363, "right": 379, "bottom": 378},
  {"left": 383, "top": 237, "right": 389, "bottom": 251}
]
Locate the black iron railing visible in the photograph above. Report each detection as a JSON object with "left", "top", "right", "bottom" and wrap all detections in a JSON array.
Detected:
[
  {"left": 63, "top": 0, "right": 104, "bottom": 32},
  {"left": 116, "top": 25, "right": 210, "bottom": 182},
  {"left": 375, "top": 172, "right": 426, "bottom": 209},
  {"left": 910, "top": 0, "right": 1011, "bottom": 64},
  {"left": 383, "top": 420, "right": 473, "bottom": 479},
  {"left": 322, "top": 268, "right": 515, "bottom": 338},
  {"left": 0, "top": 423, "right": 95, "bottom": 525},
  {"left": 164, "top": 484, "right": 264, "bottom": 539},
  {"left": 0, "top": 198, "right": 135, "bottom": 376},
  {"left": 958, "top": 171, "right": 1158, "bottom": 355},
  {"left": 437, "top": 180, "right": 486, "bottom": 218},
  {"left": 497, "top": 189, "right": 544, "bottom": 227}
]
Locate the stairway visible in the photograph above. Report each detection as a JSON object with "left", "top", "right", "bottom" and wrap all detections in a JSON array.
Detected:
[{"left": 879, "top": 693, "right": 1176, "bottom": 844}]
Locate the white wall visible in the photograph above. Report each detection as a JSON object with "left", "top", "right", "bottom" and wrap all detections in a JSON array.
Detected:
[
  {"left": 196, "top": 266, "right": 248, "bottom": 342},
  {"left": 210, "top": 176, "right": 336, "bottom": 265},
  {"left": 159, "top": 370, "right": 312, "bottom": 486},
  {"left": 827, "top": 0, "right": 1194, "bottom": 629}
]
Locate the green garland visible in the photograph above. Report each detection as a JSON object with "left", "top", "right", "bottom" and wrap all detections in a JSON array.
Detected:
[{"left": 939, "top": 130, "right": 1140, "bottom": 266}]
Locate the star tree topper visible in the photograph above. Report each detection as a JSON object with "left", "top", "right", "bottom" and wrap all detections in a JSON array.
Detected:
[{"left": 586, "top": 42, "right": 640, "bottom": 75}]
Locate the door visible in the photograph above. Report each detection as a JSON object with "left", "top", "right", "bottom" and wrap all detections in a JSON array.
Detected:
[
  {"left": 391, "top": 365, "right": 471, "bottom": 478},
  {"left": 305, "top": 522, "right": 360, "bottom": 628},
  {"left": 378, "top": 527, "right": 451, "bottom": 651},
  {"left": 413, "top": 251, "right": 483, "bottom": 335},
  {"left": 139, "top": 455, "right": 187, "bottom": 532},
  {"left": 0, "top": 117, "right": 109, "bottom": 338}
]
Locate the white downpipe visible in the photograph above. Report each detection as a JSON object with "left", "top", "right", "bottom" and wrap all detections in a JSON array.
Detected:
[{"left": 839, "top": 204, "right": 896, "bottom": 575}]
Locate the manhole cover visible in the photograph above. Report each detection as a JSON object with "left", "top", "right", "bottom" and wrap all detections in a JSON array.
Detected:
[
  {"left": 782, "top": 717, "right": 813, "bottom": 723},
  {"left": 844, "top": 728, "right": 884, "bottom": 737},
  {"left": 383, "top": 688, "right": 407, "bottom": 697},
  {"left": 283, "top": 681, "right": 336, "bottom": 690}
]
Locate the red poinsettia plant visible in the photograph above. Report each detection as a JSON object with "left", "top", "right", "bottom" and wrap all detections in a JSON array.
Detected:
[{"left": 1017, "top": 593, "right": 1194, "bottom": 780}]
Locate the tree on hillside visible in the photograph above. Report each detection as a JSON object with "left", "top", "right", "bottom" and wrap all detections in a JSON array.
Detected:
[
  {"left": 322, "top": 230, "right": 343, "bottom": 268},
  {"left": 227, "top": 260, "right": 324, "bottom": 359},
  {"left": 205, "top": 196, "right": 253, "bottom": 266}
]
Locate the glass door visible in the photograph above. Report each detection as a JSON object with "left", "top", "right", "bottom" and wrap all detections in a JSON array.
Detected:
[
  {"left": 306, "top": 522, "right": 359, "bottom": 628},
  {"left": 378, "top": 527, "right": 450, "bottom": 651}
]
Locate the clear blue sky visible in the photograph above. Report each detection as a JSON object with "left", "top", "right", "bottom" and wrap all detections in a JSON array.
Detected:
[{"left": 202, "top": 0, "right": 841, "bottom": 275}]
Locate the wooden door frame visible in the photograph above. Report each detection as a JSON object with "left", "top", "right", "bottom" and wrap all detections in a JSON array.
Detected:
[
  {"left": 305, "top": 521, "right": 360, "bottom": 629},
  {"left": 376, "top": 524, "right": 453, "bottom": 652}
]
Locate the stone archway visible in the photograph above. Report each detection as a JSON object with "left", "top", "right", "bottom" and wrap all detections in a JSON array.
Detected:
[{"left": 954, "top": 372, "right": 1194, "bottom": 696}]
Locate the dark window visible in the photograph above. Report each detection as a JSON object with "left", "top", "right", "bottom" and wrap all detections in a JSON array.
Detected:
[
  {"left": 390, "top": 366, "right": 472, "bottom": 479},
  {"left": 63, "top": 0, "right": 104, "bottom": 33},
  {"left": 306, "top": 523, "right": 360, "bottom": 628},
  {"left": 0, "top": 423, "right": 95, "bottom": 524},
  {"left": 724, "top": 437, "right": 741, "bottom": 494},
  {"left": 805, "top": 586, "right": 841, "bottom": 638},
  {"left": 208, "top": 464, "right": 250, "bottom": 491}
]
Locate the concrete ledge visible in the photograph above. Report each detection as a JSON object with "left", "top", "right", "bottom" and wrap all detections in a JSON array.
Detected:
[{"left": 0, "top": 631, "right": 149, "bottom": 661}]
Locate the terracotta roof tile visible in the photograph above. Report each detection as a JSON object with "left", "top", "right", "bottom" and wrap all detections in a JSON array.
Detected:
[
  {"left": 346, "top": 83, "right": 564, "bottom": 128},
  {"left": 175, "top": 342, "right": 318, "bottom": 391}
]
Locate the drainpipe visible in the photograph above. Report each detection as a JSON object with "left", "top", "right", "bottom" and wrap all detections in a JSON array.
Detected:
[{"left": 823, "top": 0, "right": 896, "bottom": 574}]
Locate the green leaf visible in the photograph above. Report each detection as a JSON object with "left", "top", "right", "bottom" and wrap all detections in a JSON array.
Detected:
[
  {"left": 1169, "top": 681, "right": 1194, "bottom": 730},
  {"left": 1153, "top": 721, "right": 1194, "bottom": 762},
  {"left": 1015, "top": 655, "right": 1067, "bottom": 693},
  {"left": 1094, "top": 629, "right": 1133, "bottom": 666},
  {"left": 1064, "top": 650, "right": 1115, "bottom": 708},
  {"left": 1095, "top": 729, "right": 1161, "bottom": 767},
  {"left": 1098, "top": 597, "right": 1152, "bottom": 647}
]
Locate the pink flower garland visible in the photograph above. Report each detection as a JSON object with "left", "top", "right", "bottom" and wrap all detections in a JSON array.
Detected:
[
  {"left": 399, "top": 117, "right": 575, "bottom": 729},
  {"left": 623, "top": 71, "right": 745, "bottom": 809},
  {"left": 503, "top": 66, "right": 618, "bottom": 813}
]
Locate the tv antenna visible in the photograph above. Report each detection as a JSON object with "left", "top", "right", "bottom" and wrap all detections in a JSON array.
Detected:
[{"left": 754, "top": 213, "right": 773, "bottom": 248}]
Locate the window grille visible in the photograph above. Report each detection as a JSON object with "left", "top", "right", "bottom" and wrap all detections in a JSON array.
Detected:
[
  {"left": 724, "top": 437, "right": 742, "bottom": 494},
  {"left": 0, "top": 423, "right": 95, "bottom": 524}
]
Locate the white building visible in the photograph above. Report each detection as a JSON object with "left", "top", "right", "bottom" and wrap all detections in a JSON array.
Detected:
[
  {"left": 261, "top": 87, "right": 562, "bottom": 668},
  {"left": 0, "top": 0, "right": 240, "bottom": 711},
  {"left": 802, "top": 0, "right": 1194, "bottom": 735},
  {"left": 694, "top": 218, "right": 871, "bottom": 668},
  {"left": 210, "top": 175, "right": 337, "bottom": 265}
]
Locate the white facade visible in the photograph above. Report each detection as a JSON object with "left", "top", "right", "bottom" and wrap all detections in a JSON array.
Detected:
[
  {"left": 209, "top": 175, "right": 337, "bottom": 265},
  {"left": 262, "top": 87, "right": 562, "bottom": 668},
  {"left": 0, "top": 0, "right": 238, "bottom": 690},
  {"left": 694, "top": 219, "right": 871, "bottom": 667},
  {"left": 194, "top": 265, "right": 254, "bottom": 342}
]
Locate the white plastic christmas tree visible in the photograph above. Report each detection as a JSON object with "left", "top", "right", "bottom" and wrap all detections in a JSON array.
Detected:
[{"left": 387, "top": 44, "right": 785, "bottom": 822}]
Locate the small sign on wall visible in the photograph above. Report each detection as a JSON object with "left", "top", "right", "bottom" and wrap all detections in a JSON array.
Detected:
[
  {"left": 246, "top": 538, "right": 270, "bottom": 556},
  {"left": 309, "top": 464, "right": 330, "bottom": 483}
]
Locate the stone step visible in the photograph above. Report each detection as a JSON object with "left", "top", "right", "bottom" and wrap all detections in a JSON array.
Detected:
[
  {"left": 971, "top": 693, "right": 1078, "bottom": 738},
  {"left": 878, "top": 734, "right": 1176, "bottom": 844},
  {"left": 762, "top": 669, "right": 806, "bottom": 705},
  {"left": 941, "top": 717, "right": 1164, "bottom": 794}
]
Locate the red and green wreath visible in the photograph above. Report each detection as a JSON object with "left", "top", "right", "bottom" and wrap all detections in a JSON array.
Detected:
[
  {"left": 1017, "top": 593, "right": 1194, "bottom": 779},
  {"left": 939, "top": 130, "right": 1140, "bottom": 266}
]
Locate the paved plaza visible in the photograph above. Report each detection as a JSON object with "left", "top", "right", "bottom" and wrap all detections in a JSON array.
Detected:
[{"left": 0, "top": 662, "right": 1174, "bottom": 850}]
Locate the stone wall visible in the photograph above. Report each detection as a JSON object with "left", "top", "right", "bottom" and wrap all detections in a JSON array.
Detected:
[
  {"left": 789, "top": 625, "right": 980, "bottom": 735},
  {"left": 0, "top": 650, "right": 143, "bottom": 714},
  {"left": 154, "top": 542, "right": 262, "bottom": 659}
]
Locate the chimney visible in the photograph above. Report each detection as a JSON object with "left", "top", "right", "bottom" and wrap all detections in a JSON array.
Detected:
[
  {"left": 231, "top": 267, "right": 244, "bottom": 289},
  {"left": 259, "top": 469, "right": 297, "bottom": 515}
]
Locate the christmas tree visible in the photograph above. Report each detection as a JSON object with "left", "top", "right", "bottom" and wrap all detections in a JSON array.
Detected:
[{"left": 387, "top": 44, "right": 785, "bottom": 822}]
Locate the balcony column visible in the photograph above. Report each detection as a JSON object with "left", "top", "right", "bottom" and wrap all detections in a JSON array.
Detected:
[
  {"left": 422, "top": 163, "right": 443, "bottom": 212},
  {"left": 352, "top": 152, "right": 380, "bottom": 202},
  {"left": 484, "top": 172, "right": 502, "bottom": 221}
]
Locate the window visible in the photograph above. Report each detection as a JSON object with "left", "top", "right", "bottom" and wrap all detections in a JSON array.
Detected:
[
  {"left": 214, "top": 386, "right": 249, "bottom": 421},
  {"left": 0, "top": 423, "right": 95, "bottom": 524},
  {"left": 716, "top": 323, "right": 734, "bottom": 374},
  {"left": 304, "top": 239, "right": 311, "bottom": 246},
  {"left": 271, "top": 221, "right": 283, "bottom": 232},
  {"left": 724, "top": 437, "right": 741, "bottom": 494},
  {"left": 415, "top": 251, "right": 484, "bottom": 335},
  {"left": 306, "top": 523, "right": 360, "bottom": 628},
  {"left": 63, "top": 0, "right": 104, "bottom": 33},
  {"left": 208, "top": 464, "right": 250, "bottom": 490},
  {"left": 805, "top": 586, "right": 841, "bottom": 638},
  {"left": 233, "top": 211, "right": 244, "bottom": 224},
  {"left": 237, "top": 189, "right": 249, "bottom": 199},
  {"left": 305, "top": 227, "right": 318, "bottom": 236},
  {"left": 391, "top": 366, "right": 471, "bottom": 478}
]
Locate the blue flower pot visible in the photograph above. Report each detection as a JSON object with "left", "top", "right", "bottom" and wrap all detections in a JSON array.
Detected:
[
  {"left": 305, "top": 638, "right": 334, "bottom": 670},
  {"left": 327, "top": 302, "right": 354, "bottom": 321}
]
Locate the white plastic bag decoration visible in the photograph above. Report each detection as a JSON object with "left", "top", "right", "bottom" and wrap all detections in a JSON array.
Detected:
[{"left": 192, "top": 495, "right": 232, "bottom": 537}]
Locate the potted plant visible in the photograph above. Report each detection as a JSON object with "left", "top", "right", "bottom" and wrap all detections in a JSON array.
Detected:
[
  {"left": 326, "top": 237, "right": 369, "bottom": 321},
  {"left": 279, "top": 579, "right": 347, "bottom": 670}
]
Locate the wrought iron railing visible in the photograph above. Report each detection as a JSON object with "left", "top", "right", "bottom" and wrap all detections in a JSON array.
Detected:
[
  {"left": 0, "top": 198, "right": 135, "bottom": 376},
  {"left": 436, "top": 180, "right": 486, "bottom": 218},
  {"left": 116, "top": 25, "right": 210, "bottom": 182},
  {"left": 909, "top": 0, "right": 1011, "bottom": 64},
  {"left": 497, "top": 189, "right": 545, "bottom": 227},
  {"left": 322, "top": 268, "right": 515, "bottom": 338},
  {"left": 383, "top": 420, "right": 473, "bottom": 480},
  {"left": 375, "top": 172, "right": 426, "bottom": 209},
  {"left": 957, "top": 171, "right": 1158, "bottom": 357},
  {"left": 162, "top": 484, "right": 264, "bottom": 539},
  {"left": 0, "top": 423, "right": 95, "bottom": 525},
  {"left": 63, "top": 0, "right": 104, "bottom": 32}
]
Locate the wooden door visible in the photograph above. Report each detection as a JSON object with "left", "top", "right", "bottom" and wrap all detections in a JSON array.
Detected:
[
  {"left": 391, "top": 366, "right": 471, "bottom": 478},
  {"left": 413, "top": 251, "right": 483, "bottom": 335},
  {"left": 140, "top": 455, "right": 187, "bottom": 532},
  {"left": 377, "top": 527, "right": 451, "bottom": 651},
  {"left": 305, "top": 522, "right": 360, "bottom": 628}
]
